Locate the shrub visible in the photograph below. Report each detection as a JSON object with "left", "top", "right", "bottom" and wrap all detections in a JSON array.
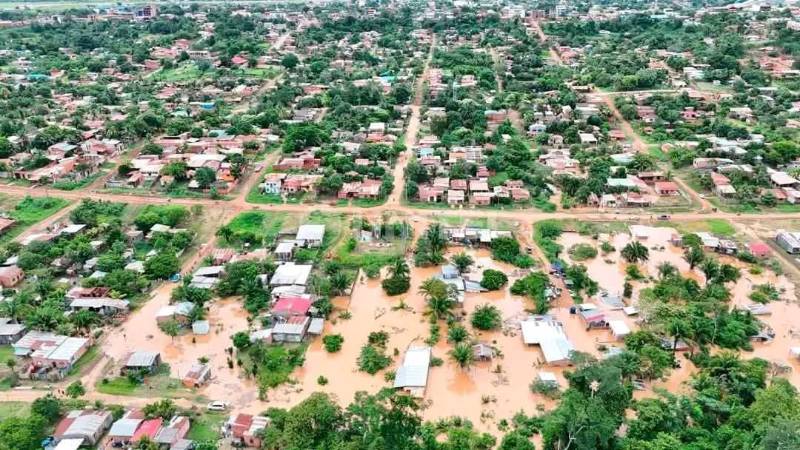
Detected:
[
  {"left": 568, "top": 243, "right": 598, "bottom": 261},
  {"left": 317, "top": 375, "right": 328, "bottom": 385},
  {"left": 357, "top": 344, "right": 391, "bottom": 374},
  {"left": 480, "top": 269, "right": 508, "bottom": 291},
  {"left": 530, "top": 379, "right": 561, "bottom": 399},
  {"left": 471, "top": 304, "right": 502, "bottom": 330},
  {"left": 381, "top": 276, "right": 410, "bottom": 296},
  {"left": 322, "top": 334, "right": 344, "bottom": 353}
]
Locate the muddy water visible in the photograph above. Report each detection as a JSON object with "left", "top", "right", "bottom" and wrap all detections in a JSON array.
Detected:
[{"left": 98, "top": 282, "right": 254, "bottom": 401}]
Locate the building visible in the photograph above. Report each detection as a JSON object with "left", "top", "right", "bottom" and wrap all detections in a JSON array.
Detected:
[
  {"left": 108, "top": 411, "right": 144, "bottom": 447},
  {"left": 747, "top": 242, "right": 771, "bottom": 258},
  {"left": 122, "top": 351, "right": 162, "bottom": 374},
  {"left": 0, "top": 318, "right": 26, "bottom": 344},
  {"left": 520, "top": 316, "right": 574, "bottom": 366},
  {"left": 295, "top": 224, "right": 325, "bottom": 247},
  {"left": 393, "top": 346, "right": 432, "bottom": 397},
  {"left": 69, "top": 297, "right": 129, "bottom": 316},
  {"left": 269, "top": 263, "right": 312, "bottom": 287},
  {"left": 14, "top": 331, "right": 91, "bottom": 379},
  {"left": 223, "top": 414, "right": 270, "bottom": 448},
  {"left": 182, "top": 362, "right": 211, "bottom": 388},
  {"left": 271, "top": 316, "right": 311, "bottom": 343},
  {"left": 54, "top": 410, "right": 113, "bottom": 446},
  {"left": 0, "top": 265, "right": 24, "bottom": 287},
  {"left": 270, "top": 296, "right": 312, "bottom": 319}
]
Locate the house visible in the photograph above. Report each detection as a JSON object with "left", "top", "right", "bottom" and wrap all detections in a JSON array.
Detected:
[
  {"left": 0, "top": 265, "right": 24, "bottom": 287},
  {"left": 122, "top": 351, "right": 162, "bottom": 375},
  {"left": 274, "top": 241, "right": 295, "bottom": 261},
  {"left": 771, "top": 171, "right": 799, "bottom": 188},
  {"left": 108, "top": 412, "right": 144, "bottom": 447},
  {"left": 0, "top": 317, "right": 24, "bottom": 345},
  {"left": 182, "top": 362, "right": 212, "bottom": 388},
  {"left": 295, "top": 224, "right": 325, "bottom": 247},
  {"left": 393, "top": 346, "right": 431, "bottom": 397},
  {"left": 69, "top": 297, "right": 130, "bottom": 316},
  {"left": 271, "top": 295, "right": 312, "bottom": 319},
  {"left": 269, "top": 263, "right": 312, "bottom": 287},
  {"left": 654, "top": 181, "right": 680, "bottom": 196},
  {"left": 447, "top": 189, "right": 465, "bottom": 205},
  {"left": 14, "top": 331, "right": 91, "bottom": 380},
  {"left": 54, "top": 410, "right": 113, "bottom": 446},
  {"left": 520, "top": 316, "right": 574, "bottom": 366},
  {"left": 154, "top": 416, "right": 192, "bottom": 449},
  {"left": 223, "top": 414, "right": 270, "bottom": 448},
  {"left": 609, "top": 320, "right": 631, "bottom": 340},
  {"left": 133, "top": 418, "right": 163, "bottom": 443},
  {"left": 155, "top": 302, "right": 194, "bottom": 324},
  {"left": 271, "top": 316, "right": 311, "bottom": 343}
]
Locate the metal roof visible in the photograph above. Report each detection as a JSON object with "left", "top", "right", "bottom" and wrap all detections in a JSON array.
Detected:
[
  {"left": 520, "top": 317, "right": 574, "bottom": 364},
  {"left": 296, "top": 224, "right": 325, "bottom": 241},
  {"left": 125, "top": 351, "right": 160, "bottom": 368},
  {"left": 270, "top": 263, "right": 312, "bottom": 286},
  {"left": 393, "top": 346, "right": 431, "bottom": 389},
  {"left": 109, "top": 418, "right": 142, "bottom": 437}
]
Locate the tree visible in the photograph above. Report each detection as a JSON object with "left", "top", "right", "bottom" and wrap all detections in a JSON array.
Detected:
[
  {"left": 451, "top": 252, "right": 474, "bottom": 274},
  {"left": 144, "top": 252, "right": 180, "bottom": 280},
  {"left": 450, "top": 343, "right": 475, "bottom": 370},
  {"left": 419, "top": 278, "right": 455, "bottom": 321},
  {"left": 657, "top": 262, "right": 677, "bottom": 280},
  {"left": 471, "top": 304, "right": 502, "bottom": 330},
  {"left": 159, "top": 319, "right": 180, "bottom": 341},
  {"left": 31, "top": 395, "right": 62, "bottom": 423},
  {"left": 143, "top": 399, "right": 177, "bottom": 420},
  {"left": 382, "top": 259, "right": 410, "bottom": 296},
  {"left": 232, "top": 331, "right": 250, "bottom": 350},
  {"left": 684, "top": 245, "right": 704, "bottom": 270},
  {"left": 357, "top": 344, "right": 391, "bottom": 375},
  {"left": 480, "top": 269, "right": 508, "bottom": 290},
  {"left": 194, "top": 167, "right": 216, "bottom": 189},
  {"left": 491, "top": 236, "right": 521, "bottom": 263},
  {"left": 216, "top": 225, "right": 233, "bottom": 243},
  {"left": 65, "top": 381, "right": 85, "bottom": 398},
  {"left": 621, "top": 241, "right": 649, "bottom": 264},
  {"left": 323, "top": 334, "right": 344, "bottom": 352},
  {"left": 281, "top": 53, "right": 300, "bottom": 69},
  {"left": 71, "top": 310, "right": 99, "bottom": 335}
]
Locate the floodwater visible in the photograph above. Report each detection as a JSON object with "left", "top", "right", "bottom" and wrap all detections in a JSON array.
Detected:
[{"left": 96, "top": 282, "right": 254, "bottom": 401}]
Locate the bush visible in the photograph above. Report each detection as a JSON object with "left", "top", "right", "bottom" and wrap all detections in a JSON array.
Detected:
[
  {"left": 381, "top": 276, "right": 410, "bottom": 296},
  {"left": 568, "top": 243, "right": 598, "bottom": 261},
  {"left": 530, "top": 379, "right": 561, "bottom": 399},
  {"left": 491, "top": 236, "right": 522, "bottom": 264},
  {"left": 600, "top": 241, "right": 615, "bottom": 254},
  {"left": 317, "top": 376, "right": 328, "bottom": 385},
  {"left": 322, "top": 334, "right": 344, "bottom": 353},
  {"left": 357, "top": 345, "right": 391, "bottom": 374},
  {"left": 480, "top": 269, "right": 508, "bottom": 290},
  {"left": 471, "top": 304, "right": 502, "bottom": 330}
]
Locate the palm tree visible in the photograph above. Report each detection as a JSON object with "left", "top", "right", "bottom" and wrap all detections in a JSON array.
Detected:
[
  {"left": 420, "top": 278, "right": 455, "bottom": 321},
  {"left": 657, "top": 262, "right": 677, "bottom": 280},
  {"left": 717, "top": 264, "right": 741, "bottom": 284},
  {"left": 387, "top": 258, "right": 410, "bottom": 280},
  {"left": 621, "top": 241, "right": 649, "bottom": 263},
  {"left": 450, "top": 343, "right": 474, "bottom": 370},
  {"left": 329, "top": 272, "right": 351, "bottom": 296},
  {"left": 701, "top": 258, "right": 720, "bottom": 285},
  {"left": 451, "top": 252, "right": 474, "bottom": 274},
  {"left": 425, "top": 223, "right": 447, "bottom": 261},
  {"left": 684, "top": 246, "right": 705, "bottom": 270},
  {"left": 667, "top": 317, "right": 690, "bottom": 353}
]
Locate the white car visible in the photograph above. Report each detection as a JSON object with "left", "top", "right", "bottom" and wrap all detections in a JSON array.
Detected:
[{"left": 207, "top": 401, "right": 228, "bottom": 411}]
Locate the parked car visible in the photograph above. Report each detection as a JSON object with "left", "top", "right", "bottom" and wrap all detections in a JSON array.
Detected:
[
  {"left": 657, "top": 215, "right": 670, "bottom": 221},
  {"left": 207, "top": 401, "right": 228, "bottom": 411}
]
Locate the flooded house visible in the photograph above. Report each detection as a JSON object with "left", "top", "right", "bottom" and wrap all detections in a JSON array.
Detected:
[
  {"left": 182, "top": 362, "right": 212, "bottom": 388},
  {"left": 393, "top": 346, "right": 432, "bottom": 397},
  {"left": 520, "top": 316, "right": 574, "bottom": 366}
]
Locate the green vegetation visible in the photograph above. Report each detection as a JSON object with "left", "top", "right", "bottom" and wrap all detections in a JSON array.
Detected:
[{"left": 0, "top": 195, "right": 69, "bottom": 243}]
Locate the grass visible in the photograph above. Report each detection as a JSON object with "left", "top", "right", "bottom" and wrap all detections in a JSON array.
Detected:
[
  {"left": 96, "top": 368, "right": 191, "bottom": 398},
  {"left": 0, "top": 195, "right": 70, "bottom": 243},
  {"left": 654, "top": 218, "right": 737, "bottom": 237},
  {"left": 0, "top": 402, "right": 30, "bottom": 421},
  {"left": 0, "top": 345, "right": 13, "bottom": 363},
  {"left": 223, "top": 210, "right": 288, "bottom": 247},
  {"left": 187, "top": 411, "right": 226, "bottom": 443},
  {"left": 66, "top": 345, "right": 101, "bottom": 377}
]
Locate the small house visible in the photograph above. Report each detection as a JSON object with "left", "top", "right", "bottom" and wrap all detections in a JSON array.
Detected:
[
  {"left": 122, "top": 351, "right": 162, "bottom": 375},
  {"left": 182, "top": 362, "right": 211, "bottom": 388},
  {"left": 393, "top": 346, "right": 432, "bottom": 397}
]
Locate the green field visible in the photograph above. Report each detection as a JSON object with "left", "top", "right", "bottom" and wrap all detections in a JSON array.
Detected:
[
  {"left": 0, "top": 195, "right": 70, "bottom": 243},
  {"left": 0, "top": 402, "right": 30, "bottom": 421}
]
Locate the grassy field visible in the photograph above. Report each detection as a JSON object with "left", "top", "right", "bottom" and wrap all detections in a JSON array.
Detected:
[
  {"left": 223, "top": 210, "right": 289, "bottom": 247},
  {"left": 66, "top": 345, "right": 101, "bottom": 377},
  {"left": 0, "top": 402, "right": 30, "bottom": 421},
  {"left": 0, "top": 195, "right": 70, "bottom": 243},
  {"left": 0, "top": 345, "right": 13, "bottom": 363},
  {"left": 97, "top": 372, "right": 192, "bottom": 398},
  {"left": 187, "top": 411, "right": 226, "bottom": 443}
]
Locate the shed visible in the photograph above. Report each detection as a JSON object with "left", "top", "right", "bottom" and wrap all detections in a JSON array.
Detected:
[
  {"left": 271, "top": 316, "right": 311, "bottom": 343},
  {"left": 609, "top": 320, "right": 631, "bottom": 339},
  {"left": 307, "top": 318, "right": 324, "bottom": 335},
  {"left": 192, "top": 320, "right": 210, "bottom": 335}
]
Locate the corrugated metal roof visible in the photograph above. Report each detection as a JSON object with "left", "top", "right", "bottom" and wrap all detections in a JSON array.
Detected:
[
  {"left": 109, "top": 418, "right": 142, "bottom": 437},
  {"left": 125, "top": 351, "right": 160, "bottom": 368},
  {"left": 393, "top": 346, "right": 431, "bottom": 389}
]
